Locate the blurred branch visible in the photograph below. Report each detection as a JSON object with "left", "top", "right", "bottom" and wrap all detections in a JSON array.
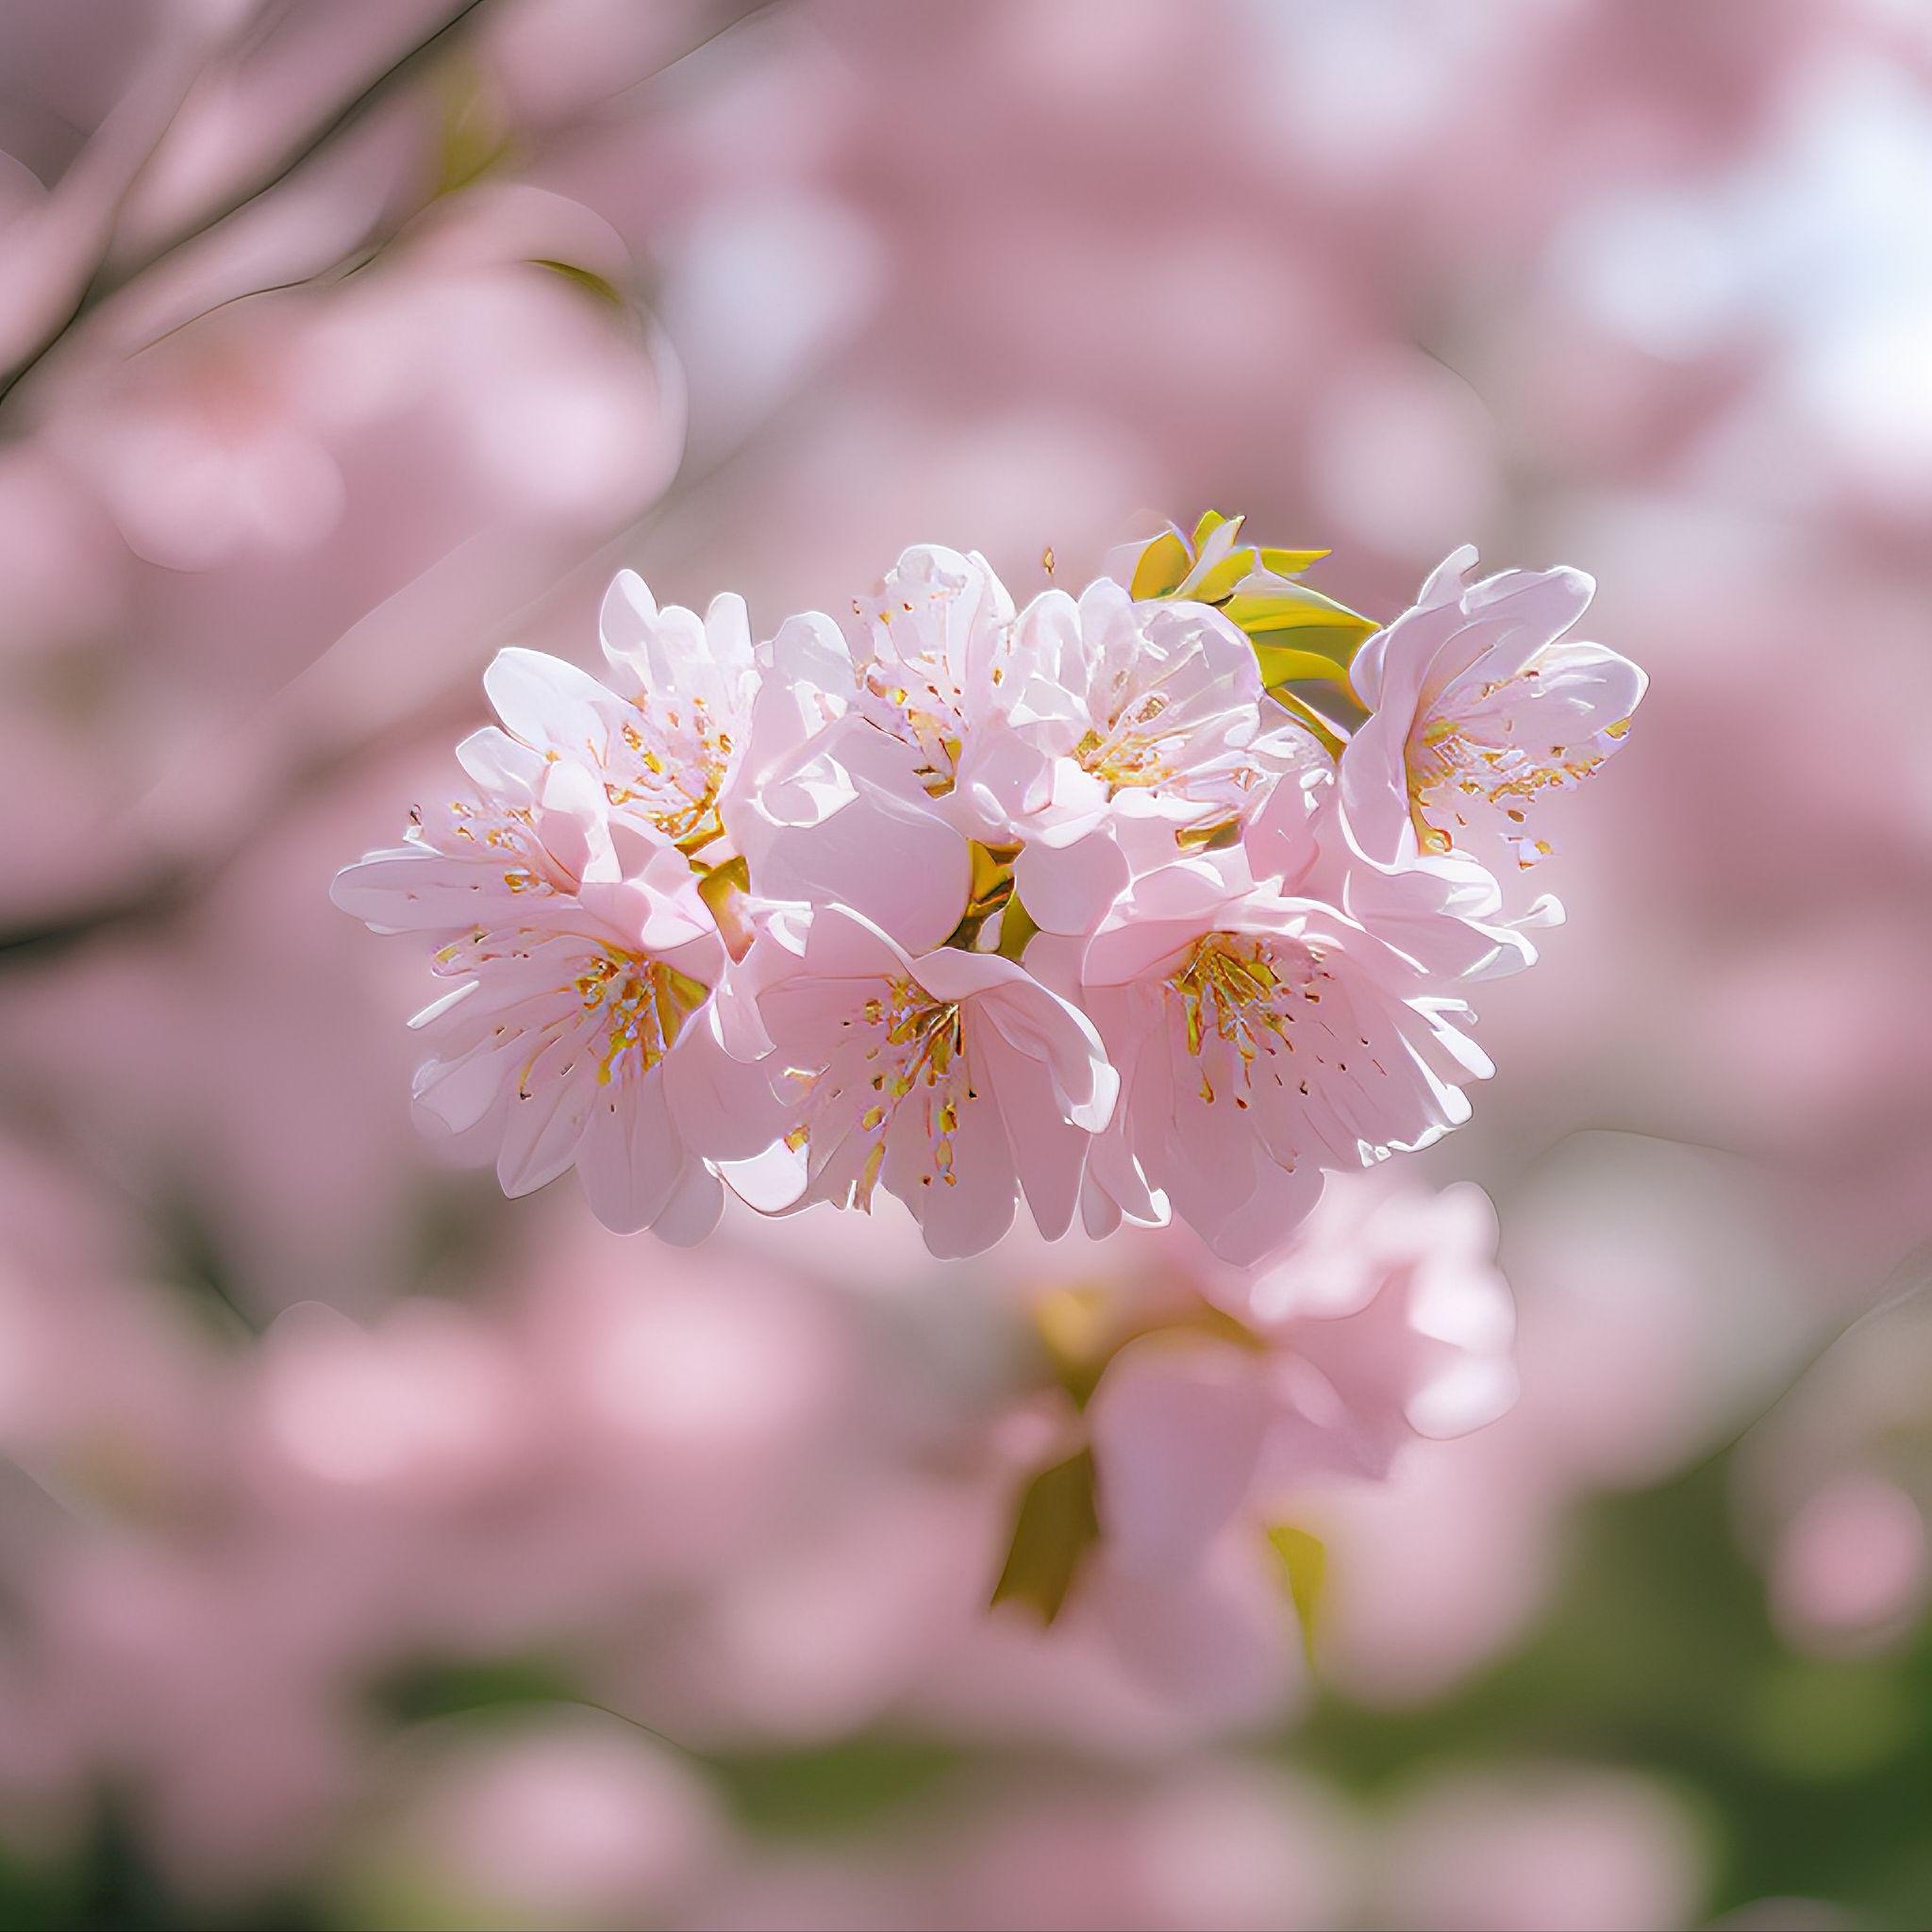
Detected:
[
  {"left": 0, "top": 0, "right": 497, "bottom": 416},
  {"left": 0, "top": 386, "right": 792, "bottom": 969},
  {"left": 93, "top": 0, "right": 495, "bottom": 289},
  {"left": 0, "top": 874, "right": 200, "bottom": 966},
  {"left": 0, "top": 0, "right": 807, "bottom": 968},
  {"left": 0, "top": 0, "right": 788, "bottom": 420},
  {"left": 0, "top": 32, "right": 230, "bottom": 402}
]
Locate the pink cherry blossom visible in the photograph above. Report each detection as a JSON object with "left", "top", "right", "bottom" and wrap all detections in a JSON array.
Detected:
[
  {"left": 842, "top": 542, "right": 1020, "bottom": 800},
  {"left": 722, "top": 545, "right": 1018, "bottom": 932},
  {"left": 1373, "top": 1763, "right": 1707, "bottom": 1932},
  {"left": 1074, "top": 881, "right": 1491, "bottom": 1261},
  {"left": 329, "top": 725, "right": 617, "bottom": 935},
  {"left": 8, "top": 5, "right": 1913, "bottom": 1920},
  {"left": 741, "top": 548, "right": 1328, "bottom": 945},
  {"left": 980, "top": 577, "right": 1327, "bottom": 935},
  {"left": 733, "top": 725, "right": 978, "bottom": 958},
  {"left": 399, "top": 873, "right": 783, "bottom": 1242},
  {"left": 739, "top": 543, "right": 1018, "bottom": 820},
  {"left": 740, "top": 903, "right": 1116, "bottom": 1257},
  {"left": 1088, "top": 1182, "right": 1516, "bottom": 1575},
  {"left": 482, "top": 567, "right": 758, "bottom": 870},
  {"left": 333, "top": 524, "right": 1634, "bottom": 1261},
  {"left": 331, "top": 652, "right": 787, "bottom": 1241},
  {"left": 1770, "top": 1474, "right": 1929, "bottom": 1650},
  {"left": 1341, "top": 546, "right": 1646, "bottom": 875}
]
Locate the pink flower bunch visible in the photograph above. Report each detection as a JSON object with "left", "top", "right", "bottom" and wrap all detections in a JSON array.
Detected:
[{"left": 334, "top": 515, "right": 1644, "bottom": 1259}]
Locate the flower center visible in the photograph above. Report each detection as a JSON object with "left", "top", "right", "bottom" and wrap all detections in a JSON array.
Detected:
[
  {"left": 572, "top": 950, "right": 710, "bottom": 1086},
  {"left": 603, "top": 694, "right": 735, "bottom": 853},
  {"left": 838, "top": 974, "right": 972, "bottom": 1206},
  {"left": 435, "top": 797, "right": 558, "bottom": 895},
  {"left": 849, "top": 574, "right": 994, "bottom": 796},
  {"left": 1167, "top": 932, "right": 1324, "bottom": 1105},
  {"left": 1073, "top": 691, "right": 1176, "bottom": 792},
  {"left": 858, "top": 656, "right": 967, "bottom": 796},
  {"left": 1406, "top": 682, "right": 1626, "bottom": 860}
]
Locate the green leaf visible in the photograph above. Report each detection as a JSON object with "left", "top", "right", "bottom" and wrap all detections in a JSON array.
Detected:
[
  {"left": 945, "top": 840, "right": 1021, "bottom": 950},
  {"left": 1130, "top": 527, "right": 1191, "bottom": 599},
  {"left": 1258, "top": 545, "right": 1331, "bottom": 575},
  {"left": 710, "top": 1737, "right": 960, "bottom": 1836},
  {"left": 373, "top": 1654, "right": 577, "bottom": 1724},
  {"left": 1249, "top": 639, "right": 1359, "bottom": 689},
  {"left": 1219, "top": 588, "right": 1375, "bottom": 637},
  {"left": 1190, "top": 545, "right": 1260, "bottom": 604},
  {"left": 1266, "top": 1523, "right": 1327, "bottom": 1664},
  {"left": 1263, "top": 685, "right": 1354, "bottom": 758},
  {"left": 991, "top": 1448, "right": 1101, "bottom": 1624},
  {"left": 1190, "top": 508, "right": 1235, "bottom": 548},
  {"left": 994, "top": 890, "right": 1041, "bottom": 961}
]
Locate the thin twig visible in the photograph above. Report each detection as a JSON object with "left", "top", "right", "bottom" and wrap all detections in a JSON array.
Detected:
[
  {"left": 99, "top": 0, "right": 495, "bottom": 295},
  {"left": 0, "top": 0, "right": 496, "bottom": 415}
]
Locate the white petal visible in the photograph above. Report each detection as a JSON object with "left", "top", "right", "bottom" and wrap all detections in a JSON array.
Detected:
[{"left": 483, "top": 646, "right": 615, "bottom": 757}]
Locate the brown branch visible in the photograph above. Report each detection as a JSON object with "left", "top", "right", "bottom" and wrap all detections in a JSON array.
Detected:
[{"left": 0, "top": 0, "right": 497, "bottom": 414}]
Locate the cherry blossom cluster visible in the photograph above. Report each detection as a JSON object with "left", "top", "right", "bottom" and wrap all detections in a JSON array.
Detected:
[{"left": 333, "top": 515, "right": 1645, "bottom": 1260}]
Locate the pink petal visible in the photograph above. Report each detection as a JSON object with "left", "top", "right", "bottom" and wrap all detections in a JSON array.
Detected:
[{"left": 1089, "top": 1337, "right": 1272, "bottom": 1575}]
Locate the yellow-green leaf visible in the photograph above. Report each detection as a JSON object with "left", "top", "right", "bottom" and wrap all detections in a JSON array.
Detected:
[
  {"left": 994, "top": 890, "right": 1041, "bottom": 962},
  {"left": 1220, "top": 589, "right": 1374, "bottom": 636},
  {"left": 1258, "top": 546, "right": 1330, "bottom": 575},
  {"left": 530, "top": 258, "right": 625, "bottom": 308},
  {"left": 1130, "top": 528, "right": 1191, "bottom": 600},
  {"left": 1250, "top": 640, "right": 1358, "bottom": 689},
  {"left": 1266, "top": 688, "right": 1350, "bottom": 758},
  {"left": 1190, "top": 508, "right": 1236, "bottom": 548},
  {"left": 1029, "top": 1287, "right": 1114, "bottom": 1407},
  {"left": 1191, "top": 547, "right": 1260, "bottom": 605},
  {"left": 1266, "top": 1524, "right": 1327, "bottom": 1663},
  {"left": 1175, "top": 816, "right": 1244, "bottom": 855},
  {"left": 991, "top": 1448, "right": 1101, "bottom": 1624}
]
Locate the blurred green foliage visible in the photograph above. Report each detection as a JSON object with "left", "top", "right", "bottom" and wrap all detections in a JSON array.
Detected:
[{"left": 5, "top": 1445, "right": 1928, "bottom": 1929}]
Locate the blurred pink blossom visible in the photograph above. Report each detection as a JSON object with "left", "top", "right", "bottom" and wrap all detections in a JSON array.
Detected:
[{"left": 1372, "top": 1762, "right": 1709, "bottom": 1932}]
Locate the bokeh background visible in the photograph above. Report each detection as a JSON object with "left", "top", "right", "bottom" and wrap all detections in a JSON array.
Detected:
[{"left": 3, "top": 2, "right": 1930, "bottom": 1927}]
